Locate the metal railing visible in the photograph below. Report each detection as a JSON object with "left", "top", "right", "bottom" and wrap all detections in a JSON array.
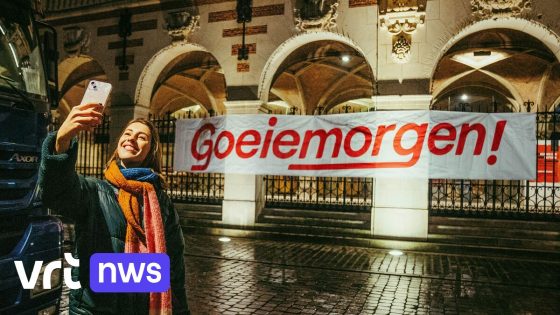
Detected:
[
  {"left": 430, "top": 111, "right": 560, "bottom": 220},
  {"left": 264, "top": 107, "right": 374, "bottom": 211},
  {"left": 151, "top": 112, "right": 224, "bottom": 204},
  {"left": 264, "top": 176, "right": 373, "bottom": 211}
]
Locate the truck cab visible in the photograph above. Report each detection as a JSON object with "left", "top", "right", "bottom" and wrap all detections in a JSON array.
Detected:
[{"left": 0, "top": 1, "right": 63, "bottom": 314}]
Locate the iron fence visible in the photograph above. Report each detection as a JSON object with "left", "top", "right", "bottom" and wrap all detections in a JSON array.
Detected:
[
  {"left": 430, "top": 111, "right": 560, "bottom": 220},
  {"left": 264, "top": 176, "right": 373, "bottom": 211},
  {"left": 150, "top": 112, "right": 224, "bottom": 204},
  {"left": 264, "top": 107, "right": 374, "bottom": 211},
  {"left": 48, "top": 114, "right": 111, "bottom": 179}
]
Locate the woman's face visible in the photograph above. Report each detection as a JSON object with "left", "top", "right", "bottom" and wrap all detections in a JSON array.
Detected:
[{"left": 117, "top": 122, "right": 152, "bottom": 168}]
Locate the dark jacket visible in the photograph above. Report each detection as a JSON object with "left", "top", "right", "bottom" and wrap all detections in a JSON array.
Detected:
[{"left": 39, "top": 132, "right": 189, "bottom": 315}]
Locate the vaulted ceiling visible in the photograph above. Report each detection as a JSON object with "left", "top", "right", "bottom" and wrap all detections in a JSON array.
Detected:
[
  {"left": 432, "top": 29, "right": 560, "bottom": 112},
  {"left": 59, "top": 58, "right": 107, "bottom": 118},
  {"left": 268, "top": 40, "right": 374, "bottom": 115},
  {"left": 150, "top": 51, "right": 226, "bottom": 116}
]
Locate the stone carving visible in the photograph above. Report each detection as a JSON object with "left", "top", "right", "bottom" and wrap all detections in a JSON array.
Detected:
[
  {"left": 295, "top": 0, "right": 336, "bottom": 19},
  {"left": 385, "top": 0, "right": 419, "bottom": 12},
  {"left": 294, "top": 2, "right": 338, "bottom": 32},
  {"left": 392, "top": 33, "right": 412, "bottom": 63},
  {"left": 379, "top": 0, "right": 426, "bottom": 14},
  {"left": 382, "top": 15, "right": 424, "bottom": 34},
  {"left": 63, "top": 26, "right": 90, "bottom": 56},
  {"left": 379, "top": 0, "right": 426, "bottom": 63},
  {"left": 165, "top": 11, "right": 200, "bottom": 41},
  {"left": 471, "top": 0, "right": 531, "bottom": 18}
]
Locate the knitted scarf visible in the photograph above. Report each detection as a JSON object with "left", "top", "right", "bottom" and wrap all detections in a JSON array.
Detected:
[{"left": 104, "top": 160, "right": 172, "bottom": 315}]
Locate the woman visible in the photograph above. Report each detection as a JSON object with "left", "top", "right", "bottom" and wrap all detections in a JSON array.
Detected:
[{"left": 39, "top": 103, "right": 189, "bottom": 315}]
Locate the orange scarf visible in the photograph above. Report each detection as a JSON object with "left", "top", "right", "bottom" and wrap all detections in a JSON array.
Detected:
[{"left": 105, "top": 160, "right": 172, "bottom": 315}]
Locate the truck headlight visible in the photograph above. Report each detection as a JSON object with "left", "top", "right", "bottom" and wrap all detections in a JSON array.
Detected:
[{"left": 30, "top": 260, "right": 62, "bottom": 298}]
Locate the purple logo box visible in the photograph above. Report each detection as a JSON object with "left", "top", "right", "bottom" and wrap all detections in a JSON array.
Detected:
[{"left": 90, "top": 253, "right": 170, "bottom": 293}]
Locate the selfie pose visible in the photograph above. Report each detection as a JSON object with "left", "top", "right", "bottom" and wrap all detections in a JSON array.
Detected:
[{"left": 39, "top": 102, "right": 189, "bottom": 315}]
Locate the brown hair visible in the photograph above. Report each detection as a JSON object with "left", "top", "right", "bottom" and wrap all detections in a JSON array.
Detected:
[{"left": 105, "top": 118, "right": 167, "bottom": 187}]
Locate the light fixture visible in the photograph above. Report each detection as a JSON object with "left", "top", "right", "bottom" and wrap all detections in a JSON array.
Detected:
[
  {"left": 451, "top": 50, "right": 508, "bottom": 69},
  {"left": 341, "top": 55, "right": 350, "bottom": 63},
  {"left": 473, "top": 50, "right": 491, "bottom": 57},
  {"left": 461, "top": 94, "right": 468, "bottom": 101},
  {"left": 218, "top": 237, "right": 231, "bottom": 243},
  {"left": 388, "top": 249, "right": 404, "bottom": 256}
]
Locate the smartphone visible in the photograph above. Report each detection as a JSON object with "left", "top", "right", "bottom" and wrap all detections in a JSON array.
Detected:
[{"left": 80, "top": 80, "right": 112, "bottom": 107}]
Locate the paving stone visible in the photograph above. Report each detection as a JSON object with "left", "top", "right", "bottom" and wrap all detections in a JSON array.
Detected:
[
  {"left": 183, "top": 235, "right": 560, "bottom": 315},
  {"left": 58, "top": 234, "right": 560, "bottom": 314}
]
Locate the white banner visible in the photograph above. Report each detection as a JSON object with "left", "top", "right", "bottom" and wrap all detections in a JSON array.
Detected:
[{"left": 174, "top": 111, "right": 536, "bottom": 179}]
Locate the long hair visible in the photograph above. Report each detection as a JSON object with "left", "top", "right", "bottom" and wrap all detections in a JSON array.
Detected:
[{"left": 105, "top": 118, "right": 167, "bottom": 187}]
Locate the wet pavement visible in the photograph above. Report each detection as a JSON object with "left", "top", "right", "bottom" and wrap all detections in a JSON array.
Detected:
[
  {"left": 61, "top": 234, "right": 560, "bottom": 314},
  {"left": 184, "top": 235, "right": 560, "bottom": 315}
]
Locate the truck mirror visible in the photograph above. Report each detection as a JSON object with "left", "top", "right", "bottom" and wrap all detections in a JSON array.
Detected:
[{"left": 37, "top": 22, "right": 59, "bottom": 109}]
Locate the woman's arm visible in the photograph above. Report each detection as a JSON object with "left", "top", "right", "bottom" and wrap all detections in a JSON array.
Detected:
[
  {"left": 54, "top": 103, "right": 103, "bottom": 153},
  {"left": 39, "top": 103, "right": 104, "bottom": 223},
  {"left": 39, "top": 132, "right": 94, "bottom": 224},
  {"left": 161, "top": 193, "right": 189, "bottom": 314}
]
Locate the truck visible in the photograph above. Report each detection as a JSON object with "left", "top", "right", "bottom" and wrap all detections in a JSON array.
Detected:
[{"left": 0, "top": 0, "right": 63, "bottom": 314}]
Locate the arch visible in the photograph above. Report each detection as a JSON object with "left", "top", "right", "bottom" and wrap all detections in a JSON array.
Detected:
[
  {"left": 324, "top": 87, "right": 373, "bottom": 112},
  {"left": 57, "top": 55, "right": 108, "bottom": 118},
  {"left": 477, "top": 69, "right": 524, "bottom": 110},
  {"left": 134, "top": 42, "right": 221, "bottom": 109},
  {"left": 549, "top": 95, "right": 560, "bottom": 112},
  {"left": 432, "top": 84, "right": 519, "bottom": 113},
  {"left": 433, "top": 69, "right": 524, "bottom": 111},
  {"left": 429, "top": 17, "right": 560, "bottom": 81},
  {"left": 58, "top": 55, "right": 104, "bottom": 87},
  {"left": 58, "top": 55, "right": 107, "bottom": 98},
  {"left": 258, "top": 31, "right": 374, "bottom": 104}
]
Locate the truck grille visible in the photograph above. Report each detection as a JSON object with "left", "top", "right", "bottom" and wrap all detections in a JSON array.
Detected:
[
  {"left": 0, "top": 189, "right": 30, "bottom": 201},
  {"left": 0, "top": 214, "right": 29, "bottom": 257},
  {"left": 0, "top": 149, "right": 39, "bottom": 206},
  {"left": 0, "top": 168, "right": 36, "bottom": 180}
]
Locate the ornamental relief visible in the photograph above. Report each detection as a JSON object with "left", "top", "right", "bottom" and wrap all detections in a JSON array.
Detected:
[
  {"left": 165, "top": 11, "right": 200, "bottom": 42},
  {"left": 293, "top": 0, "right": 339, "bottom": 32},
  {"left": 379, "top": 0, "right": 426, "bottom": 64},
  {"left": 63, "top": 26, "right": 90, "bottom": 57},
  {"left": 392, "top": 33, "right": 412, "bottom": 64},
  {"left": 471, "top": 0, "right": 532, "bottom": 19},
  {"left": 383, "top": 0, "right": 421, "bottom": 13}
]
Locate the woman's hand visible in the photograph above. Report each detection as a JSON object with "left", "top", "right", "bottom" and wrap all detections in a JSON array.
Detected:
[{"left": 55, "top": 103, "right": 104, "bottom": 153}]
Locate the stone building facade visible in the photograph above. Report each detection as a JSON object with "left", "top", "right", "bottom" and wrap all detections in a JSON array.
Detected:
[{"left": 43, "top": 0, "right": 560, "bottom": 248}]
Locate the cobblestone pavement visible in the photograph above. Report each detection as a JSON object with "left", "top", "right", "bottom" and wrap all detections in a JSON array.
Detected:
[
  {"left": 184, "top": 235, "right": 560, "bottom": 315},
  {"left": 60, "top": 234, "right": 560, "bottom": 314}
]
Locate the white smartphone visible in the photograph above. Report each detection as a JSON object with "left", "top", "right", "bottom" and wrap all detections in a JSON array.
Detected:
[{"left": 80, "top": 80, "right": 112, "bottom": 107}]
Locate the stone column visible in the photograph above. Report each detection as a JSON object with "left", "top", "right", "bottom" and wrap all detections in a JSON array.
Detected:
[
  {"left": 371, "top": 95, "right": 432, "bottom": 240},
  {"left": 221, "top": 100, "right": 266, "bottom": 226}
]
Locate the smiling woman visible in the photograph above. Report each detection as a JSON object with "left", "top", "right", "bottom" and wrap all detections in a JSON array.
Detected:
[
  {"left": 118, "top": 123, "right": 152, "bottom": 166},
  {"left": 110, "top": 119, "right": 164, "bottom": 173},
  {"left": 39, "top": 106, "right": 189, "bottom": 315}
]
